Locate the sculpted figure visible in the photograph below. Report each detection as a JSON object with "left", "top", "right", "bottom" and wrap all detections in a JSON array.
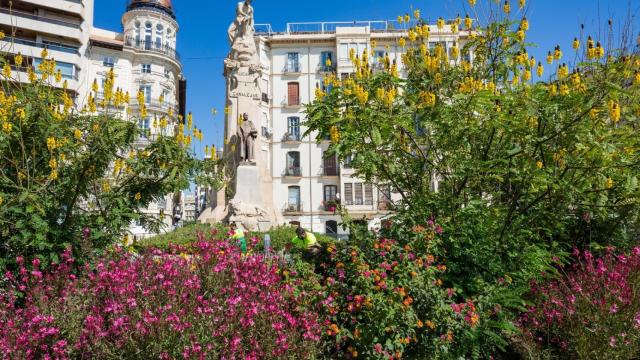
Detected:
[
  {"left": 238, "top": 113, "right": 258, "bottom": 162},
  {"left": 227, "top": 0, "right": 256, "bottom": 61}
]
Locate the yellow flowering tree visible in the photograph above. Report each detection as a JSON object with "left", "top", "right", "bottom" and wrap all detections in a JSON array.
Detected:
[
  {"left": 306, "top": 2, "right": 640, "bottom": 355},
  {"left": 0, "top": 50, "right": 206, "bottom": 268}
]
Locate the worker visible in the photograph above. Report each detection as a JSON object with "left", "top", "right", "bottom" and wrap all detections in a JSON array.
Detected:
[
  {"left": 229, "top": 222, "right": 247, "bottom": 254},
  {"left": 291, "top": 227, "right": 321, "bottom": 258}
]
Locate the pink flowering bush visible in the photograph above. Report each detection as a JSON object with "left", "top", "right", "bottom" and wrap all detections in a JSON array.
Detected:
[
  {"left": 519, "top": 247, "right": 640, "bottom": 359},
  {"left": 0, "top": 231, "right": 323, "bottom": 359}
]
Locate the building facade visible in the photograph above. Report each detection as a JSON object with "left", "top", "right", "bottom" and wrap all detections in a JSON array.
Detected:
[
  {"left": 247, "top": 21, "right": 471, "bottom": 237},
  {"left": 0, "top": 0, "right": 186, "bottom": 240}
]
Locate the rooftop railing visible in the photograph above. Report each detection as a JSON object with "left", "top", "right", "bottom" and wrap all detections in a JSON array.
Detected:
[{"left": 256, "top": 19, "right": 465, "bottom": 36}]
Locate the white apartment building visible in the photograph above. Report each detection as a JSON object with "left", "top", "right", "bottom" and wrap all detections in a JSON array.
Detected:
[
  {"left": 251, "top": 21, "right": 471, "bottom": 237},
  {"left": 0, "top": 0, "right": 187, "bottom": 240}
]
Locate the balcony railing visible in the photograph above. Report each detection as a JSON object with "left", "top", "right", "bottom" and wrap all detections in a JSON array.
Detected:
[
  {"left": 0, "top": 7, "right": 81, "bottom": 28},
  {"left": 285, "top": 97, "right": 301, "bottom": 107},
  {"left": 318, "top": 65, "right": 336, "bottom": 73},
  {"left": 285, "top": 166, "right": 302, "bottom": 177},
  {"left": 282, "top": 132, "right": 301, "bottom": 142},
  {"left": 283, "top": 202, "right": 303, "bottom": 213},
  {"left": 1, "top": 37, "right": 80, "bottom": 55},
  {"left": 283, "top": 64, "right": 301, "bottom": 73},
  {"left": 124, "top": 37, "right": 180, "bottom": 62},
  {"left": 323, "top": 167, "right": 339, "bottom": 176},
  {"left": 344, "top": 199, "right": 375, "bottom": 206}
]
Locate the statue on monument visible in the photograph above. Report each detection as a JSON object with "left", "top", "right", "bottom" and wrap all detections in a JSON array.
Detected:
[
  {"left": 227, "top": 0, "right": 258, "bottom": 64},
  {"left": 238, "top": 113, "right": 258, "bottom": 163}
]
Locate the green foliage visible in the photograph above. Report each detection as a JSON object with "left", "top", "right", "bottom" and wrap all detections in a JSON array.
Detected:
[
  {"left": 305, "top": 8, "right": 640, "bottom": 355},
  {"left": 133, "top": 223, "right": 218, "bottom": 251},
  {"left": 0, "top": 57, "right": 208, "bottom": 269}
]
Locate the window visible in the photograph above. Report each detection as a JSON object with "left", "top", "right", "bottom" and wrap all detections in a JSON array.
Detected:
[
  {"left": 287, "top": 186, "right": 301, "bottom": 211},
  {"left": 286, "top": 151, "right": 301, "bottom": 176},
  {"left": 378, "top": 185, "right": 392, "bottom": 210},
  {"left": 354, "top": 183, "right": 363, "bottom": 205},
  {"left": 139, "top": 85, "right": 151, "bottom": 104},
  {"left": 155, "top": 24, "right": 164, "bottom": 49},
  {"left": 144, "top": 22, "right": 153, "bottom": 49},
  {"left": 162, "top": 89, "right": 170, "bottom": 104},
  {"left": 134, "top": 21, "right": 141, "bottom": 42},
  {"left": 325, "top": 220, "right": 338, "bottom": 237},
  {"left": 102, "top": 56, "right": 115, "bottom": 67},
  {"left": 34, "top": 59, "right": 75, "bottom": 79},
  {"left": 287, "top": 117, "right": 300, "bottom": 141},
  {"left": 339, "top": 43, "right": 349, "bottom": 60},
  {"left": 343, "top": 154, "right": 353, "bottom": 169},
  {"left": 324, "top": 185, "right": 338, "bottom": 202},
  {"left": 138, "top": 117, "right": 150, "bottom": 138},
  {"left": 344, "top": 183, "right": 353, "bottom": 205},
  {"left": 141, "top": 64, "right": 151, "bottom": 74},
  {"left": 287, "top": 82, "right": 300, "bottom": 106},
  {"left": 164, "top": 68, "right": 171, "bottom": 78},
  {"left": 323, "top": 152, "right": 338, "bottom": 176},
  {"left": 286, "top": 52, "right": 300, "bottom": 72},
  {"left": 365, "top": 184, "right": 374, "bottom": 205},
  {"left": 320, "top": 51, "right": 334, "bottom": 70}
]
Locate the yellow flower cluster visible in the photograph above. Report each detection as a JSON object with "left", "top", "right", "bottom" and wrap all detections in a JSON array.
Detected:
[
  {"left": 330, "top": 125, "right": 340, "bottom": 144},
  {"left": 608, "top": 100, "right": 621, "bottom": 123},
  {"left": 376, "top": 87, "right": 397, "bottom": 108},
  {"left": 459, "top": 76, "right": 483, "bottom": 94},
  {"left": 418, "top": 91, "right": 437, "bottom": 107}
]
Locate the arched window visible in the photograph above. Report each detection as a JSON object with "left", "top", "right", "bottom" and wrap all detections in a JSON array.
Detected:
[
  {"left": 155, "top": 24, "right": 164, "bottom": 49},
  {"left": 144, "top": 22, "right": 153, "bottom": 49},
  {"left": 134, "top": 21, "right": 141, "bottom": 43},
  {"left": 325, "top": 220, "right": 338, "bottom": 237}
]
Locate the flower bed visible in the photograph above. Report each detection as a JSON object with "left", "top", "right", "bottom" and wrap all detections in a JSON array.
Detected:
[
  {"left": 0, "top": 231, "right": 323, "bottom": 359},
  {"left": 519, "top": 247, "right": 640, "bottom": 359}
]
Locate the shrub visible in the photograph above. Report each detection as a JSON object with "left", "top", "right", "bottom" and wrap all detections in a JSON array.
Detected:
[
  {"left": 133, "top": 223, "right": 218, "bottom": 251},
  {"left": 0, "top": 232, "right": 323, "bottom": 358},
  {"left": 518, "top": 247, "right": 640, "bottom": 359},
  {"left": 313, "top": 220, "right": 509, "bottom": 359}
]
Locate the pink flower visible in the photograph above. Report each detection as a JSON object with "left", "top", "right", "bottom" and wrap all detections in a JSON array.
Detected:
[
  {"left": 609, "top": 304, "right": 618, "bottom": 314},
  {"left": 609, "top": 336, "right": 617, "bottom": 347},
  {"left": 374, "top": 343, "right": 383, "bottom": 354}
]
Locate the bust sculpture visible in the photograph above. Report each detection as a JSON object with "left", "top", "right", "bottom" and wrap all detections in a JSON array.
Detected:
[{"left": 238, "top": 113, "right": 258, "bottom": 163}]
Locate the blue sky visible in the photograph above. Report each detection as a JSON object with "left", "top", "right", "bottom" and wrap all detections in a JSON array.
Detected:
[{"left": 95, "top": 0, "right": 639, "bottom": 158}]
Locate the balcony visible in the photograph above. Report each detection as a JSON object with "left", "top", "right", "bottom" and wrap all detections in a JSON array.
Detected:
[
  {"left": 283, "top": 64, "right": 301, "bottom": 74},
  {"left": 0, "top": 7, "right": 82, "bottom": 39},
  {"left": 124, "top": 37, "right": 180, "bottom": 62},
  {"left": 282, "top": 132, "right": 302, "bottom": 143},
  {"left": 283, "top": 96, "right": 301, "bottom": 108},
  {"left": 323, "top": 200, "right": 339, "bottom": 212},
  {"left": 285, "top": 166, "right": 302, "bottom": 177},
  {"left": 318, "top": 64, "right": 336, "bottom": 73},
  {"left": 322, "top": 166, "right": 339, "bottom": 176},
  {"left": 283, "top": 202, "right": 303, "bottom": 214},
  {"left": 344, "top": 199, "right": 375, "bottom": 206}
]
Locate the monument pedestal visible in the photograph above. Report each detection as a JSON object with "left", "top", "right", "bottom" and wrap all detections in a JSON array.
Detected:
[{"left": 228, "top": 165, "right": 276, "bottom": 231}]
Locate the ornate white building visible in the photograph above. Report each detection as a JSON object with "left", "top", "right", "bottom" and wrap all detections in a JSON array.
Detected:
[
  {"left": 0, "top": 0, "right": 187, "bottom": 239},
  {"left": 222, "top": 19, "right": 472, "bottom": 237}
]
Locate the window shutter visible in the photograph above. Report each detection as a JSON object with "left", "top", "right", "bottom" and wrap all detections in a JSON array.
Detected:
[
  {"left": 288, "top": 82, "right": 299, "bottom": 105},
  {"left": 344, "top": 183, "right": 353, "bottom": 205},
  {"left": 354, "top": 183, "right": 363, "bottom": 205},
  {"left": 365, "top": 184, "right": 373, "bottom": 205}
]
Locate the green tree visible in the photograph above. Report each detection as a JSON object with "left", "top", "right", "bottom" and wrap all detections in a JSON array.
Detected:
[
  {"left": 306, "top": 2, "right": 640, "bottom": 322},
  {"left": 0, "top": 50, "right": 211, "bottom": 269}
]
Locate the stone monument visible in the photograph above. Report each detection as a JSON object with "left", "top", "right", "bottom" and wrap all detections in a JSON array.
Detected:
[{"left": 200, "top": 0, "right": 280, "bottom": 231}]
